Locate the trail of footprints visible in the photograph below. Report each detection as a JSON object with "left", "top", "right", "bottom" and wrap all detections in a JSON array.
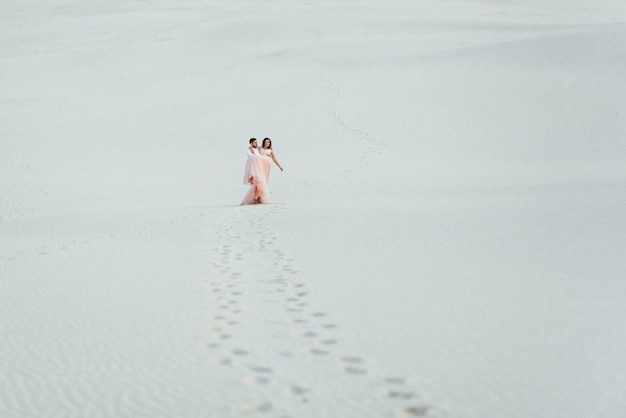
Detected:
[
  {"left": 298, "top": 24, "right": 386, "bottom": 187},
  {"left": 299, "top": 24, "right": 387, "bottom": 183},
  {"left": 205, "top": 206, "right": 435, "bottom": 417},
  {"left": 322, "top": 78, "right": 386, "bottom": 180}
]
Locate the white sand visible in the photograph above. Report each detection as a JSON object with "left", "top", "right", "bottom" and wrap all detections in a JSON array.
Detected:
[{"left": 2, "top": 0, "right": 626, "bottom": 417}]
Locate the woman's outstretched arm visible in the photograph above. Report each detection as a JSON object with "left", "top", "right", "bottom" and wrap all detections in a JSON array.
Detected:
[{"left": 272, "top": 152, "right": 283, "bottom": 171}]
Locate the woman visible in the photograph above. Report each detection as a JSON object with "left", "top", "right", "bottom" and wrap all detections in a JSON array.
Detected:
[
  {"left": 240, "top": 137, "right": 283, "bottom": 205},
  {"left": 259, "top": 137, "right": 283, "bottom": 172}
]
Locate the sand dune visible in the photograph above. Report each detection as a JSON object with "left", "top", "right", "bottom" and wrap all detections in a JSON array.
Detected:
[{"left": 2, "top": 1, "right": 626, "bottom": 417}]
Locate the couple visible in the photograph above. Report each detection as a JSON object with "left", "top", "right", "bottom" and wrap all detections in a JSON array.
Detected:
[{"left": 241, "top": 137, "right": 283, "bottom": 205}]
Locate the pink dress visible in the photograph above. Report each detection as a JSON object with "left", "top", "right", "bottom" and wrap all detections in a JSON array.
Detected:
[{"left": 241, "top": 148, "right": 273, "bottom": 205}]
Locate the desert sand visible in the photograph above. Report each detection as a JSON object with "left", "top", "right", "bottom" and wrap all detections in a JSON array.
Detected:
[{"left": 2, "top": 0, "right": 626, "bottom": 417}]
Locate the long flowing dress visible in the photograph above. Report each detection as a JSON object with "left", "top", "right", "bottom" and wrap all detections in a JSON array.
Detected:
[{"left": 240, "top": 149, "right": 272, "bottom": 205}]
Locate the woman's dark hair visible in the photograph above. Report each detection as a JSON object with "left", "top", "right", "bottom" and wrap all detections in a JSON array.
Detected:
[
  {"left": 249, "top": 137, "right": 257, "bottom": 144},
  {"left": 262, "top": 137, "right": 272, "bottom": 149}
]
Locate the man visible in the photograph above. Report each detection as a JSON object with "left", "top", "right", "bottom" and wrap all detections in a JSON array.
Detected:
[{"left": 247, "top": 137, "right": 260, "bottom": 156}]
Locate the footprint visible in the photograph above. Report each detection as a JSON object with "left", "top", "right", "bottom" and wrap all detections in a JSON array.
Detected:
[
  {"left": 387, "top": 391, "right": 415, "bottom": 400},
  {"left": 242, "top": 375, "right": 270, "bottom": 386},
  {"left": 242, "top": 402, "right": 273, "bottom": 414},
  {"left": 385, "top": 377, "right": 406, "bottom": 385},
  {"left": 339, "top": 357, "right": 367, "bottom": 375},
  {"left": 290, "top": 386, "right": 308, "bottom": 396},
  {"left": 249, "top": 365, "right": 273, "bottom": 374},
  {"left": 231, "top": 349, "right": 248, "bottom": 356},
  {"left": 344, "top": 367, "right": 367, "bottom": 375},
  {"left": 403, "top": 406, "right": 432, "bottom": 416}
]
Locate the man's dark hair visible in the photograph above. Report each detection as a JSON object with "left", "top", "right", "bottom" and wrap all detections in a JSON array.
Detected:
[{"left": 249, "top": 137, "right": 257, "bottom": 144}]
